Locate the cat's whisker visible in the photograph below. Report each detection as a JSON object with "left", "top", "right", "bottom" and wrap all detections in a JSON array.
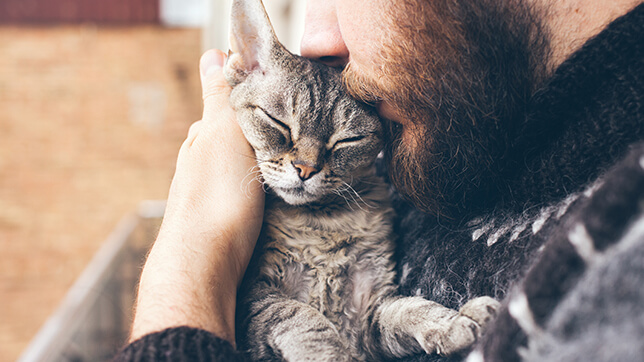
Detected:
[
  {"left": 333, "top": 188, "right": 356, "bottom": 211},
  {"left": 252, "top": 175, "right": 270, "bottom": 194},
  {"left": 241, "top": 166, "right": 262, "bottom": 184},
  {"left": 242, "top": 176, "right": 262, "bottom": 197},
  {"left": 247, "top": 165, "right": 262, "bottom": 174},
  {"left": 236, "top": 152, "right": 265, "bottom": 162},
  {"left": 341, "top": 181, "right": 375, "bottom": 210},
  {"left": 241, "top": 166, "right": 266, "bottom": 197},
  {"left": 255, "top": 173, "right": 270, "bottom": 193},
  {"left": 334, "top": 184, "right": 367, "bottom": 212},
  {"left": 254, "top": 157, "right": 274, "bottom": 164},
  {"left": 343, "top": 177, "right": 368, "bottom": 209}
]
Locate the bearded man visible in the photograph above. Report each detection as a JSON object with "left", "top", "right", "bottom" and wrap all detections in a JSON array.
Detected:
[{"left": 117, "top": 0, "right": 644, "bottom": 361}]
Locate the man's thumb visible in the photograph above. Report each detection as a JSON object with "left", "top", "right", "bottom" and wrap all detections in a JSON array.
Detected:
[{"left": 200, "top": 49, "right": 230, "bottom": 101}]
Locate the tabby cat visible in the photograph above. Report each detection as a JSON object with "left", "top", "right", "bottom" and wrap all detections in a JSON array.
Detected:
[{"left": 223, "top": 0, "right": 500, "bottom": 360}]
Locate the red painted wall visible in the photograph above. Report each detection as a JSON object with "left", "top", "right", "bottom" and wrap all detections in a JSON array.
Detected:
[{"left": 0, "top": 0, "right": 159, "bottom": 24}]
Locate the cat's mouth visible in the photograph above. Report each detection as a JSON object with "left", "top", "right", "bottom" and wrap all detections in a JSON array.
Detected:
[{"left": 272, "top": 185, "right": 321, "bottom": 205}]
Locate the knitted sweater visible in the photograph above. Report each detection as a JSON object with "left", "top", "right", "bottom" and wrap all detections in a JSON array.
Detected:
[{"left": 115, "top": 4, "right": 644, "bottom": 361}]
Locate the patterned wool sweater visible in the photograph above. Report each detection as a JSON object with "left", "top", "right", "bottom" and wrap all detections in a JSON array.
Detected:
[{"left": 115, "top": 4, "right": 644, "bottom": 362}]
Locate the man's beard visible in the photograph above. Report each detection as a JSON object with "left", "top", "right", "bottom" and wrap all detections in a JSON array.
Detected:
[{"left": 343, "top": 0, "right": 552, "bottom": 218}]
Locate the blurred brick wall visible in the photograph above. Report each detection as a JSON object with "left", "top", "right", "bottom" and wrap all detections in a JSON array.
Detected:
[{"left": 0, "top": 25, "right": 203, "bottom": 361}]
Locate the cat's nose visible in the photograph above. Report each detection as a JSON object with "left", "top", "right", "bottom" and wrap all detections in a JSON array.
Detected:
[{"left": 292, "top": 161, "right": 319, "bottom": 181}]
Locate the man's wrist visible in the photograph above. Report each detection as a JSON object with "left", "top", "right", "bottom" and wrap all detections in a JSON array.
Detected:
[{"left": 130, "top": 231, "right": 239, "bottom": 344}]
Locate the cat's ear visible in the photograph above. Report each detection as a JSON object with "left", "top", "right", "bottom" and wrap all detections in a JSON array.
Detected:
[{"left": 224, "top": 0, "right": 285, "bottom": 86}]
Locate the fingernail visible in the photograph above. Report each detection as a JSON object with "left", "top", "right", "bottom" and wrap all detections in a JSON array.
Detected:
[{"left": 200, "top": 50, "right": 225, "bottom": 79}]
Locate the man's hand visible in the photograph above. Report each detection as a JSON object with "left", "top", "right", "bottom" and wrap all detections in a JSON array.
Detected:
[{"left": 130, "top": 49, "right": 265, "bottom": 345}]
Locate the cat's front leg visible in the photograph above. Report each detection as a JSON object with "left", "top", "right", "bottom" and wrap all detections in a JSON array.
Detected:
[
  {"left": 244, "top": 290, "right": 353, "bottom": 361},
  {"left": 371, "top": 296, "right": 500, "bottom": 358}
]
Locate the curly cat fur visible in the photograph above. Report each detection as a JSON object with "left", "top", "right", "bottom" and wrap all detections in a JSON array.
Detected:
[{"left": 223, "top": 0, "right": 500, "bottom": 360}]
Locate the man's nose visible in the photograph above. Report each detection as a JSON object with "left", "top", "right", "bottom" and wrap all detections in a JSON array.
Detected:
[{"left": 300, "top": 0, "right": 349, "bottom": 67}]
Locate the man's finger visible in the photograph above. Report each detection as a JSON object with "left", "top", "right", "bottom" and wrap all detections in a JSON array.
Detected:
[
  {"left": 200, "top": 49, "right": 234, "bottom": 122},
  {"left": 196, "top": 49, "right": 255, "bottom": 166}
]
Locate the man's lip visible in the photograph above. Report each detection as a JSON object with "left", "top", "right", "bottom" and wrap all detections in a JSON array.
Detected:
[{"left": 376, "top": 101, "right": 403, "bottom": 124}]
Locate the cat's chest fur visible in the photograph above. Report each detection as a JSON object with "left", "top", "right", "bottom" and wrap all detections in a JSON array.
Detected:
[{"left": 257, "top": 182, "right": 396, "bottom": 328}]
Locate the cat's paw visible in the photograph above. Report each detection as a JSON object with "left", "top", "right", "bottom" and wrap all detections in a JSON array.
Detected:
[
  {"left": 458, "top": 296, "right": 500, "bottom": 328},
  {"left": 436, "top": 296, "right": 500, "bottom": 356}
]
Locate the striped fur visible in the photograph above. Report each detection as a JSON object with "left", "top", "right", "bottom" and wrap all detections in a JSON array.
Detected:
[
  {"left": 241, "top": 187, "right": 499, "bottom": 361},
  {"left": 224, "top": 0, "right": 500, "bottom": 360}
]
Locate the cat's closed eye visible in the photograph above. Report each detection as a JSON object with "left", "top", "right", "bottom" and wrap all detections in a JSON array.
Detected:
[
  {"left": 254, "top": 106, "right": 291, "bottom": 137},
  {"left": 331, "top": 135, "right": 368, "bottom": 150}
]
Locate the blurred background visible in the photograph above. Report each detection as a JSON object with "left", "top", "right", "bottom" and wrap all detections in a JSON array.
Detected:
[{"left": 0, "top": 0, "right": 303, "bottom": 360}]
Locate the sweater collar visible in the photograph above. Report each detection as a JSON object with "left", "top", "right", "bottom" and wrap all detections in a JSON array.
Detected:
[{"left": 501, "top": 3, "right": 644, "bottom": 211}]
